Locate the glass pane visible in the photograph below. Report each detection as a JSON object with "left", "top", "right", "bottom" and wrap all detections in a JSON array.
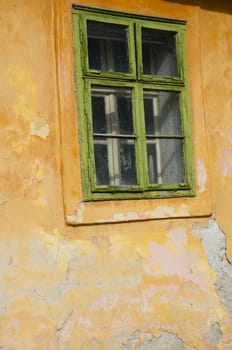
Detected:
[
  {"left": 144, "top": 91, "right": 182, "bottom": 135},
  {"left": 92, "top": 96, "right": 106, "bottom": 134},
  {"left": 142, "top": 28, "right": 178, "bottom": 77},
  {"left": 117, "top": 96, "right": 133, "bottom": 135},
  {"left": 147, "top": 142, "right": 158, "bottom": 183},
  {"left": 94, "top": 138, "right": 137, "bottom": 186},
  {"left": 91, "top": 86, "right": 133, "bottom": 135},
  {"left": 119, "top": 140, "right": 137, "bottom": 185},
  {"left": 87, "top": 21, "right": 129, "bottom": 73},
  {"left": 94, "top": 143, "right": 109, "bottom": 185},
  {"left": 147, "top": 139, "right": 185, "bottom": 184}
]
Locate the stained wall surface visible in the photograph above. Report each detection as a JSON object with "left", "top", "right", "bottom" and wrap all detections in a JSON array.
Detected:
[{"left": 0, "top": 0, "right": 232, "bottom": 349}]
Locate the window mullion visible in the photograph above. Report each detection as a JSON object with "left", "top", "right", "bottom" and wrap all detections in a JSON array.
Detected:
[
  {"left": 152, "top": 96, "right": 162, "bottom": 184},
  {"left": 111, "top": 94, "right": 121, "bottom": 186},
  {"left": 133, "top": 84, "right": 147, "bottom": 189}
]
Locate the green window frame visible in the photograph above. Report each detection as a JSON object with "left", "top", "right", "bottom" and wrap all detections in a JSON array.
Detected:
[{"left": 72, "top": 6, "right": 194, "bottom": 201}]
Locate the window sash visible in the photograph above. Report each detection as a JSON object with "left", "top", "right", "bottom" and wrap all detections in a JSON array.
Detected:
[
  {"left": 85, "top": 80, "right": 144, "bottom": 192},
  {"left": 80, "top": 14, "right": 136, "bottom": 79},
  {"left": 135, "top": 22, "right": 186, "bottom": 83},
  {"left": 85, "top": 80, "right": 191, "bottom": 193}
]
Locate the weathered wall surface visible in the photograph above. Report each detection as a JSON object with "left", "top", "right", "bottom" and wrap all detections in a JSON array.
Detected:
[{"left": 0, "top": 0, "right": 232, "bottom": 349}]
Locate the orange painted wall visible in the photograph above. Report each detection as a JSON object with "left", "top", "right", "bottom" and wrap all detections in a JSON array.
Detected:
[{"left": 0, "top": 0, "right": 232, "bottom": 349}]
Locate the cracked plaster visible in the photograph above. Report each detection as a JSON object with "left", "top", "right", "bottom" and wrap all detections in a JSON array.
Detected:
[{"left": 201, "top": 219, "right": 232, "bottom": 316}]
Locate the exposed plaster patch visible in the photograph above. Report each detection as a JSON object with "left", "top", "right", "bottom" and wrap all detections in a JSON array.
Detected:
[
  {"left": 90, "top": 284, "right": 157, "bottom": 315},
  {"left": 201, "top": 219, "right": 232, "bottom": 316},
  {"left": 67, "top": 203, "right": 190, "bottom": 225},
  {"left": 143, "top": 228, "right": 208, "bottom": 291},
  {"left": 91, "top": 235, "right": 111, "bottom": 252},
  {"left": 0, "top": 304, "right": 8, "bottom": 316},
  {"left": 121, "top": 330, "right": 197, "bottom": 350},
  {"left": 95, "top": 204, "right": 189, "bottom": 224},
  {"left": 196, "top": 159, "right": 207, "bottom": 193},
  {"left": 30, "top": 116, "right": 49, "bottom": 140},
  {"left": 221, "top": 146, "right": 232, "bottom": 176},
  {"left": 67, "top": 202, "right": 85, "bottom": 224}
]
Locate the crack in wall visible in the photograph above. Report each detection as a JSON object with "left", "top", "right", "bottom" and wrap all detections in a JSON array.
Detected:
[
  {"left": 56, "top": 309, "right": 74, "bottom": 349},
  {"left": 56, "top": 309, "right": 74, "bottom": 332},
  {"left": 201, "top": 219, "right": 232, "bottom": 317}
]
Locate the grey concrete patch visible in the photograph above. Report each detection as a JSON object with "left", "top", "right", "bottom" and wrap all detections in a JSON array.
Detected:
[
  {"left": 121, "top": 330, "right": 197, "bottom": 350},
  {"left": 156, "top": 331, "right": 184, "bottom": 350},
  {"left": 207, "top": 322, "right": 223, "bottom": 347},
  {"left": 201, "top": 219, "right": 232, "bottom": 316}
]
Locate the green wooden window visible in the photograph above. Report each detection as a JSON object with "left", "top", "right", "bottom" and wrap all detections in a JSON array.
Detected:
[{"left": 72, "top": 6, "right": 194, "bottom": 201}]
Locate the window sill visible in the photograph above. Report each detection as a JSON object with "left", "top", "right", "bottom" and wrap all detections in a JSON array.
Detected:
[{"left": 66, "top": 193, "right": 212, "bottom": 226}]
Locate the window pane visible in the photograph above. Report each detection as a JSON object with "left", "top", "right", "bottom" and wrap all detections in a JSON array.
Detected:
[
  {"left": 91, "top": 86, "right": 134, "bottom": 135},
  {"left": 117, "top": 96, "right": 133, "bottom": 135},
  {"left": 142, "top": 28, "right": 178, "bottom": 77},
  {"left": 119, "top": 141, "right": 137, "bottom": 185},
  {"left": 94, "top": 139, "right": 137, "bottom": 186},
  {"left": 144, "top": 91, "right": 182, "bottom": 135},
  {"left": 94, "top": 143, "right": 109, "bottom": 185},
  {"left": 92, "top": 96, "right": 107, "bottom": 134},
  {"left": 147, "top": 139, "right": 185, "bottom": 184},
  {"left": 147, "top": 142, "right": 158, "bottom": 183},
  {"left": 87, "top": 21, "right": 129, "bottom": 73}
]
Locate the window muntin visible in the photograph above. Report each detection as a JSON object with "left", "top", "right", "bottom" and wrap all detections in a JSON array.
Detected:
[{"left": 73, "top": 7, "right": 194, "bottom": 200}]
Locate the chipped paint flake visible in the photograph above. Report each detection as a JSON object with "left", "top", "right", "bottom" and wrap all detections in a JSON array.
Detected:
[
  {"left": 67, "top": 202, "right": 85, "bottom": 224},
  {"left": 30, "top": 116, "right": 49, "bottom": 140}
]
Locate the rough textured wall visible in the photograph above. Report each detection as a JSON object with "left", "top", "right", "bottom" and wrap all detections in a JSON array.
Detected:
[
  {"left": 0, "top": 0, "right": 232, "bottom": 349},
  {"left": 200, "top": 1, "right": 232, "bottom": 258}
]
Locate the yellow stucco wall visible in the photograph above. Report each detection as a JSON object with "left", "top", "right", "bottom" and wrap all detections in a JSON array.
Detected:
[{"left": 0, "top": 0, "right": 232, "bottom": 349}]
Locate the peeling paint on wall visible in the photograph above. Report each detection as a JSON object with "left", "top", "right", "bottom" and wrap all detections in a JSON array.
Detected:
[
  {"left": 67, "top": 202, "right": 85, "bottom": 224},
  {"left": 196, "top": 159, "right": 207, "bottom": 193},
  {"left": 103, "top": 204, "right": 190, "bottom": 223},
  {"left": 1, "top": 0, "right": 232, "bottom": 349},
  {"left": 221, "top": 146, "right": 232, "bottom": 177},
  {"left": 144, "top": 228, "right": 208, "bottom": 291}
]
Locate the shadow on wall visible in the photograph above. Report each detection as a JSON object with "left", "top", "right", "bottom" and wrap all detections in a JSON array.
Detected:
[{"left": 162, "top": 0, "right": 232, "bottom": 14}]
